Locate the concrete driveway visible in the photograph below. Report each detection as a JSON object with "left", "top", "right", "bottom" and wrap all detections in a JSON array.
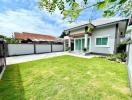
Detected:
[
  {"left": 6, "top": 52, "right": 66, "bottom": 65},
  {"left": 6, "top": 52, "right": 99, "bottom": 65}
]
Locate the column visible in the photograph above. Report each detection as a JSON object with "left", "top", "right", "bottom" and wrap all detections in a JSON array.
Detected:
[
  {"left": 89, "top": 36, "right": 92, "bottom": 52},
  {"left": 68, "top": 38, "right": 71, "bottom": 48},
  {"left": 130, "top": 30, "right": 132, "bottom": 40},
  {"left": 84, "top": 34, "right": 88, "bottom": 48},
  {"left": 74, "top": 38, "right": 75, "bottom": 51},
  {"left": 64, "top": 40, "right": 65, "bottom": 51}
]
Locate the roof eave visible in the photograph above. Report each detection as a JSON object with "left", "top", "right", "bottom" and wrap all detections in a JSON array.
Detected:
[
  {"left": 65, "top": 18, "right": 129, "bottom": 31},
  {"left": 65, "top": 23, "right": 95, "bottom": 31},
  {"left": 95, "top": 19, "right": 129, "bottom": 28}
]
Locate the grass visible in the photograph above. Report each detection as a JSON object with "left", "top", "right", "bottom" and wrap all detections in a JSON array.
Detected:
[{"left": 0, "top": 55, "right": 132, "bottom": 100}]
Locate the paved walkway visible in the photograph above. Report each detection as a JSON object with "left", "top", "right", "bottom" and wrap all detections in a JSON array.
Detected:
[{"left": 6, "top": 52, "right": 99, "bottom": 65}]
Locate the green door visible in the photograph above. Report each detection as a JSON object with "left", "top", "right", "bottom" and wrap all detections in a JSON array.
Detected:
[
  {"left": 82, "top": 38, "right": 85, "bottom": 50},
  {"left": 75, "top": 38, "right": 90, "bottom": 51},
  {"left": 75, "top": 39, "right": 81, "bottom": 51}
]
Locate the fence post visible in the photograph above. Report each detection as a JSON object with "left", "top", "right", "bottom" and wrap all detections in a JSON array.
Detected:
[
  {"left": 3, "top": 42, "right": 6, "bottom": 66},
  {"left": 51, "top": 43, "right": 53, "bottom": 52},
  {"left": 5, "top": 43, "right": 9, "bottom": 57},
  {"left": 34, "top": 43, "right": 36, "bottom": 54},
  {"left": 63, "top": 43, "right": 64, "bottom": 51}
]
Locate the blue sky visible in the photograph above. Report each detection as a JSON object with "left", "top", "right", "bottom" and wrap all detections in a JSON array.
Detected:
[{"left": 0, "top": 0, "right": 102, "bottom": 37}]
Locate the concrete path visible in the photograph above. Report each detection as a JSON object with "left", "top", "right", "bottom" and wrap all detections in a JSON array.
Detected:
[{"left": 6, "top": 52, "right": 99, "bottom": 65}]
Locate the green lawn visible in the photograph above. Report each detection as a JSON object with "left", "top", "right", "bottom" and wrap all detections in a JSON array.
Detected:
[{"left": 0, "top": 55, "right": 131, "bottom": 100}]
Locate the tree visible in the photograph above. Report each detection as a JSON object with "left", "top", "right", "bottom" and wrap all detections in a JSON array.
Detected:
[
  {"left": 0, "top": 35, "right": 5, "bottom": 39},
  {"left": 0, "top": 34, "right": 19, "bottom": 43},
  {"left": 60, "top": 31, "right": 67, "bottom": 38},
  {"left": 38, "top": 0, "right": 132, "bottom": 22},
  {"left": 5, "top": 38, "right": 19, "bottom": 44}
]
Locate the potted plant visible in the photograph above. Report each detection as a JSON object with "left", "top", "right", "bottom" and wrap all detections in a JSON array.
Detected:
[
  {"left": 82, "top": 48, "right": 88, "bottom": 55},
  {"left": 83, "top": 48, "right": 87, "bottom": 52}
]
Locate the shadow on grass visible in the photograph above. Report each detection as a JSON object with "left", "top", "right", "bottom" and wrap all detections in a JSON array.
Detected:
[{"left": 0, "top": 64, "right": 25, "bottom": 100}]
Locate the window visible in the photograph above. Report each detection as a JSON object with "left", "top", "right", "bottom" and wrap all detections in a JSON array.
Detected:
[{"left": 96, "top": 37, "right": 108, "bottom": 46}]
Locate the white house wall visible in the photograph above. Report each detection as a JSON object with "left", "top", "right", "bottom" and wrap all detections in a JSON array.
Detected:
[
  {"left": 70, "top": 25, "right": 117, "bottom": 54},
  {"left": 90, "top": 25, "right": 116, "bottom": 54},
  {"left": 70, "top": 28, "right": 85, "bottom": 35},
  {"left": 36, "top": 44, "right": 51, "bottom": 53},
  {"left": 8, "top": 44, "right": 34, "bottom": 56}
]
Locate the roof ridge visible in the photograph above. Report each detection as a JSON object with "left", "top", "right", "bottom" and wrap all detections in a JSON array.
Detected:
[{"left": 22, "top": 32, "right": 56, "bottom": 37}]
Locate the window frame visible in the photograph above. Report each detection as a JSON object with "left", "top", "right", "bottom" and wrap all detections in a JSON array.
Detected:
[{"left": 95, "top": 36, "right": 110, "bottom": 47}]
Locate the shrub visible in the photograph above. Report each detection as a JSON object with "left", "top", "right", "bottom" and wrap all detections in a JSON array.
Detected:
[
  {"left": 116, "top": 53, "right": 127, "bottom": 62},
  {"left": 106, "top": 53, "right": 127, "bottom": 63},
  {"left": 106, "top": 55, "right": 116, "bottom": 61},
  {"left": 66, "top": 47, "right": 71, "bottom": 51},
  {"left": 117, "top": 43, "right": 127, "bottom": 53}
]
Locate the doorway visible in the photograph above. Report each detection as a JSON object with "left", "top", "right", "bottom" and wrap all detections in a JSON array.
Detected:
[{"left": 75, "top": 38, "right": 90, "bottom": 52}]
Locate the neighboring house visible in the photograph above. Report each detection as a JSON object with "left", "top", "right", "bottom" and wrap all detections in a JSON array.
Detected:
[
  {"left": 14, "top": 32, "right": 58, "bottom": 43},
  {"left": 64, "top": 18, "right": 129, "bottom": 54}
]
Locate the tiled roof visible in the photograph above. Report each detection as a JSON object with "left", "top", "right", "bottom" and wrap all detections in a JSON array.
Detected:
[
  {"left": 14, "top": 32, "right": 57, "bottom": 41},
  {"left": 66, "top": 17, "right": 127, "bottom": 30},
  {"left": 92, "top": 17, "right": 126, "bottom": 26}
]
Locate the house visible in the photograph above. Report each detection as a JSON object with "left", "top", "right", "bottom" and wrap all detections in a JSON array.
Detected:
[
  {"left": 120, "top": 17, "right": 132, "bottom": 43},
  {"left": 64, "top": 18, "right": 129, "bottom": 54},
  {"left": 14, "top": 32, "right": 58, "bottom": 43}
]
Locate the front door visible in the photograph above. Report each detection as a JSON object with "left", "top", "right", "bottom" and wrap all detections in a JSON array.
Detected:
[
  {"left": 75, "top": 39, "right": 81, "bottom": 51},
  {"left": 82, "top": 38, "right": 85, "bottom": 50},
  {"left": 75, "top": 38, "right": 90, "bottom": 52}
]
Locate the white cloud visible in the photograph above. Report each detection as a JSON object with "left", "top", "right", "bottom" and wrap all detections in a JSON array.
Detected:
[
  {"left": 0, "top": 0, "right": 102, "bottom": 37},
  {"left": 0, "top": 8, "right": 70, "bottom": 37}
]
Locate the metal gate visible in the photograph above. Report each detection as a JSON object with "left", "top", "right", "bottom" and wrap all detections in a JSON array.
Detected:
[{"left": 0, "top": 40, "right": 6, "bottom": 79}]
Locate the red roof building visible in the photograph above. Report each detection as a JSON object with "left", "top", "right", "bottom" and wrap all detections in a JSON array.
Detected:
[{"left": 14, "top": 32, "right": 57, "bottom": 42}]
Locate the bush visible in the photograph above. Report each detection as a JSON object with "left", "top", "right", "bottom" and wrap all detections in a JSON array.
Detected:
[
  {"left": 116, "top": 53, "right": 127, "bottom": 62},
  {"left": 66, "top": 47, "right": 71, "bottom": 51},
  {"left": 117, "top": 43, "right": 127, "bottom": 53},
  {"left": 106, "top": 53, "right": 127, "bottom": 63},
  {"left": 106, "top": 55, "right": 116, "bottom": 61}
]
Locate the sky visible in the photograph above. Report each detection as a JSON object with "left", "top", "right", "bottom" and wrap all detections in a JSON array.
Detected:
[{"left": 0, "top": 0, "right": 103, "bottom": 37}]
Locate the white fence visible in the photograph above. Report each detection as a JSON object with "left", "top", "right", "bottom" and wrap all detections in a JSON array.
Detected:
[
  {"left": 7, "top": 43, "right": 64, "bottom": 56},
  {"left": 128, "top": 43, "right": 132, "bottom": 91},
  {"left": 8, "top": 44, "right": 34, "bottom": 56},
  {"left": 36, "top": 44, "right": 51, "bottom": 53},
  {"left": 52, "top": 44, "right": 64, "bottom": 52}
]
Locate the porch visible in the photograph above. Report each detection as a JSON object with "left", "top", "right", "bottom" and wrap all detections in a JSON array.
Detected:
[{"left": 64, "top": 33, "right": 92, "bottom": 53}]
